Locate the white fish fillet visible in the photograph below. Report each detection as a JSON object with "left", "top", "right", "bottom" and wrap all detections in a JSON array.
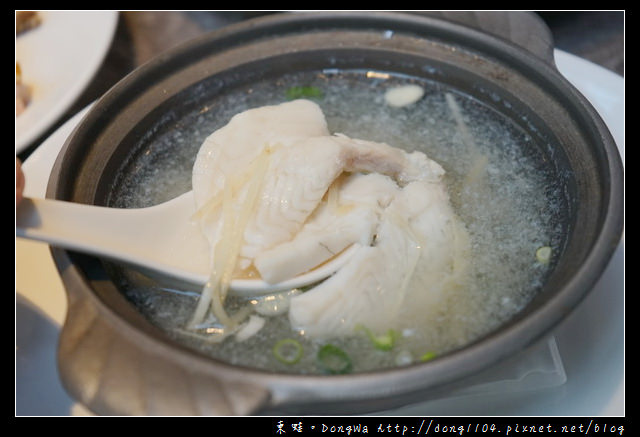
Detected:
[
  {"left": 191, "top": 99, "right": 329, "bottom": 267},
  {"left": 190, "top": 99, "right": 470, "bottom": 338},
  {"left": 192, "top": 100, "right": 445, "bottom": 272},
  {"left": 240, "top": 135, "right": 440, "bottom": 266},
  {"left": 289, "top": 180, "right": 470, "bottom": 338},
  {"left": 192, "top": 99, "right": 329, "bottom": 207},
  {"left": 254, "top": 173, "right": 399, "bottom": 283}
]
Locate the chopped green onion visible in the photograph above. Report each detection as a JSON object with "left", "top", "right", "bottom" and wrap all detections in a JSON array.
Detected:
[
  {"left": 356, "top": 324, "right": 397, "bottom": 351},
  {"left": 317, "top": 344, "right": 352, "bottom": 374},
  {"left": 536, "top": 246, "right": 552, "bottom": 264},
  {"left": 273, "top": 338, "right": 303, "bottom": 365},
  {"left": 420, "top": 351, "right": 437, "bottom": 362},
  {"left": 285, "top": 86, "right": 323, "bottom": 100},
  {"left": 372, "top": 331, "right": 397, "bottom": 351}
]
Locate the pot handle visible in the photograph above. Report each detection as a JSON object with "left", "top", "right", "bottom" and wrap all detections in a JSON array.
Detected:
[
  {"left": 421, "top": 11, "right": 556, "bottom": 67},
  {"left": 55, "top": 249, "right": 270, "bottom": 416}
]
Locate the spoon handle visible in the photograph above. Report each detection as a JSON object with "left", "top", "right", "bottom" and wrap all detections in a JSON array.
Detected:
[
  {"left": 16, "top": 197, "right": 138, "bottom": 258},
  {"left": 15, "top": 193, "right": 213, "bottom": 286}
]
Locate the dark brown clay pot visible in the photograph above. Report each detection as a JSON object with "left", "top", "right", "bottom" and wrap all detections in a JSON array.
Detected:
[{"left": 47, "top": 11, "right": 623, "bottom": 415}]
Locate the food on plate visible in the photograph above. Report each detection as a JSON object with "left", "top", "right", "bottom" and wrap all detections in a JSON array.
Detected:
[
  {"left": 16, "top": 12, "right": 40, "bottom": 115},
  {"left": 16, "top": 11, "right": 40, "bottom": 35},
  {"left": 189, "top": 99, "right": 471, "bottom": 341},
  {"left": 15, "top": 63, "right": 30, "bottom": 116}
]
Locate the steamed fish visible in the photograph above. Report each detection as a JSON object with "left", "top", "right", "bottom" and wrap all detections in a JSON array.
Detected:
[
  {"left": 254, "top": 172, "right": 399, "bottom": 283},
  {"left": 289, "top": 178, "right": 471, "bottom": 337},
  {"left": 192, "top": 100, "right": 443, "bottom": 271}
]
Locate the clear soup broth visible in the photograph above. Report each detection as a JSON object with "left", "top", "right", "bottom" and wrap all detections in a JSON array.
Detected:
[{"left": 106, "top": 69, "right": 567, "bottom": 374}]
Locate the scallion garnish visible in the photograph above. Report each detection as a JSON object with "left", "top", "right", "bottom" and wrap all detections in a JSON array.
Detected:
[
  {"left": 420, "top": 351, "right": 437, "bottom": 362},
  {"left": 317, "top": 344, "right": 352, "bottom": 374},
  {"left": 356, "top": 324, "right": 397, "bottom": 351},
  {"left": 273, "top": 338, "right": 303, "bottom": 365},
  {"left": 285, "top": 86, "right": 323, "bottom": 100}
]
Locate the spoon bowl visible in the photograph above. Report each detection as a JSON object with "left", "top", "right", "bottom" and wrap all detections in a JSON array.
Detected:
[{"left": 16, "top": 191, "right": 356, "bottom": 296}]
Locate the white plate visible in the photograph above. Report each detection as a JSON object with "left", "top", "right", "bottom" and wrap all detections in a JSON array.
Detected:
[
  {"left": 15, "top": 11, "right": 118, "bottom": 153},
  {"left": 15, "top": 50, "right": 624, "bottom": 416}
]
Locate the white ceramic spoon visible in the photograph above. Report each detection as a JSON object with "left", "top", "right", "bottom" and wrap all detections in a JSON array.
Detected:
[{"left": 15, "top": 191, "right": 357, "bottom": 296}]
